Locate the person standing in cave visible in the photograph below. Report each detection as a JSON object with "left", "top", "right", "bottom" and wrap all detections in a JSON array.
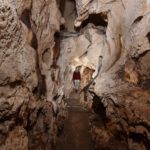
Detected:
[{"left": 72, "top": 67, "right": 81, "bottom": 93}]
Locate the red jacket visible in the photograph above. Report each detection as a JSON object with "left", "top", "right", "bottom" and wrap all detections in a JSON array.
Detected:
[{"left": 73, "top": 71, "right": 81, "bottom": 80}]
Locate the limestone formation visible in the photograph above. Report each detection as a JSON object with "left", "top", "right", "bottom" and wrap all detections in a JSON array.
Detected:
[
  {"left": 57, "top": 0, "right": 150, "bottom": 149},
  {"left": 0, "top": 0, "right": 150, "bottom": 150},
  {"left": 0, "top": 0, "right": 67, "bottom": 149}
]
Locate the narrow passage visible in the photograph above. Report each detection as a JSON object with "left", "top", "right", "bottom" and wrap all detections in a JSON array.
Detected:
[{"left": 56, "top": 93, "right": 94, "bottom": 150}]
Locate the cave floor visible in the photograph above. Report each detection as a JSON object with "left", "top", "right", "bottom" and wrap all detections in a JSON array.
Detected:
[{"left": 56, "top": 92, "right": 94, "bottom": 150}]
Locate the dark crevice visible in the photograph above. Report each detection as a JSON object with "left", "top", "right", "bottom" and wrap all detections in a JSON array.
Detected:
[
  {"left": 33, "top": 40, "right": 46, "bottom": 97},
  {"left": 132, "top": 49, "right": 150, "bottom": 60},
  {"left": 60, "top": 24, "right": 66, "bottom": 31},
  {"left": 33, "top": 51, "right": 47, "bottom": 97},
  {"left": 20, "top": 9, "right": 31, "bottom": 29},
  {"left": 56, "top": 0, "right": 77, "bottom": 32},
  {"left": 56, "top": 0, "right": 67, "bottom": 30},
  {"left": 51, "top": 32, "right": 61, "bottom": 68},
  {"left": 146, "top": 32, "right": 150, "bottom": 43},
  {"left": 140, "top": 78, "right": 150, "bottom": 90},
  {"left": 20, "top": 9, "right": 46, "bottom": 97},
  {"left": 133, "top": 16, "right": 143, "bottom": 24},
  {"left": 9, "top": 80, "right": 23, "bottom": 88},
  {"left": 20, "top": 9, "right": 38, "bottom": 50},
  {"left": 129, "top": 122, "right": 150, "bottom": 133},
  {"left": 31, "top": 31, "right": 38, "bottom": 50},
  {"left": 56, "top": 0, "right": 77, "bottom": 17},
  {"left": 129, "top": 132, "right": 150, "bottom": 150},
  {"left": 0, "top": 101, "right": 24, "bottom": 123},
  {"left": 75, "top": 13, "right": 108, "bottom": 31},
  {"left": 33, "top": 75, "right": 46, "bottom": 97},
  {"left": 89, "top": 91, "right": 107, "bottom": 123},
  {"left": 56, "top": 0, "right": 66, "bottom": 16}
]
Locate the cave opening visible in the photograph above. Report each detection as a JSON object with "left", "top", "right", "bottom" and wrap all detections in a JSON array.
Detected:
[
  {"left": 75, "top": 13, "right": 108, "bottom": 31},
  {"left": 84, "top": 13, "right": 108, "bottom": 27},
  {"left": 57, "top": 0, "right": 77, "bottom": 31}
]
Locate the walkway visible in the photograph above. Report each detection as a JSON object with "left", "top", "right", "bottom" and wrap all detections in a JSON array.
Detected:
[{"left": 56, "top": 92, "right": 94, "bottom": 150}]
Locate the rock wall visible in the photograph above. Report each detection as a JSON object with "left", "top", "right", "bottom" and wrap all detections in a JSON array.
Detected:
[
  {"left": 58, "top": 0, "right": 150, "bottom": 149},
  {"left": 0, "top": 0, "right": 67, "bottom": 149},
  {"left": 0, "top": 0, "right": 150, "bottom": 149}
]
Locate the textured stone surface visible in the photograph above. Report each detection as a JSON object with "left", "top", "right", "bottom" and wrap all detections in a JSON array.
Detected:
[
  {"left": 0, "top": 0, "right": 150, "bottom": 149},
  {"left": 0, "top": 0, "right": 67, "bottom": 149},
  {"left": 57, "top": 0, "right": 150, "bottom": 149}
]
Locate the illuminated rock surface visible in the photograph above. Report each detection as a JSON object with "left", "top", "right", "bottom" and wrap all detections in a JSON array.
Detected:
[{"left": 0, "top": 0, "right": 149, "bottom": 149}]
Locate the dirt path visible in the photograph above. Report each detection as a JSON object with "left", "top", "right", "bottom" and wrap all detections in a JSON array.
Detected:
[{"left": 56, "top": 93, "right": 94, "bottom": 150}]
